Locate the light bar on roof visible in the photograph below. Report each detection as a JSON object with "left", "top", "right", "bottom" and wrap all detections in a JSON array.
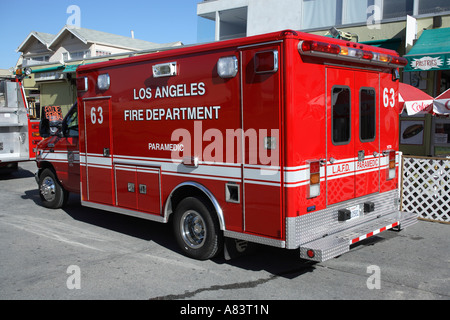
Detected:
[{"left": 298, "top": 40, "right": 408, "bottom": 67}]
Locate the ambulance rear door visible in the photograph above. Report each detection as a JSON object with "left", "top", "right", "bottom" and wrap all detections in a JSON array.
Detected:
[{"left": 326, "top": 67, "right": 380, "bottom": 206}]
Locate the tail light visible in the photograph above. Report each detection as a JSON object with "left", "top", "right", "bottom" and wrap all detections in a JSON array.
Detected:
[
  {"left": 386, "top": 150, "right": 396, "bottom": 180},
  {"left": 307, "top": 160, "right": 321, "bottom": 198}
]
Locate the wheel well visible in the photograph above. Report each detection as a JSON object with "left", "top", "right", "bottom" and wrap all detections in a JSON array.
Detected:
[
  {"left": 36, "top": 161, "right": 55, "bottom": 177},
  {"left": 165, "top": 183, "right": 225, "bottom": 230}
]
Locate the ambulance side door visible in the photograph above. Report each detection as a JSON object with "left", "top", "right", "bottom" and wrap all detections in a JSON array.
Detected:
[
  {"left": 240, "top": 44, "right": 283, "bottom": 239},
  {"left": 82, "top": 97, "right": 114, "bottom": 205}
]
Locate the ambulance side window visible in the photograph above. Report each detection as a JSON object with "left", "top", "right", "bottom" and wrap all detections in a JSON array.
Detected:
[
  {"left": 331, "top": 86, "right": 351, "bottom": 145},
  {"left": 360, "top": 88, "right": 376, "bottom": 142}
]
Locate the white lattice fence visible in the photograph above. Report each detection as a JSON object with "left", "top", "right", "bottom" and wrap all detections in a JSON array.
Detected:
[{"left": 401, "top": 155, "right": 450, "bottom": 223}]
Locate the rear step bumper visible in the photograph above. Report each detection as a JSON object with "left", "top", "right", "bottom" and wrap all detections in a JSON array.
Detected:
[{"left": 299, "top": 211, "right": 417, "bottom": 262}]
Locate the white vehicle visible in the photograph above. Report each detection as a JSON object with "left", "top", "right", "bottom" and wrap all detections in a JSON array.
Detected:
[{"left": 0, "top": 76, "right": 41, "bottom": 171}]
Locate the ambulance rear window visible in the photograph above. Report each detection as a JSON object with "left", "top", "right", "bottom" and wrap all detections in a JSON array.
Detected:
[
  {"left": 360, "top": 88, "right": 376, "bottom": 142},
  {"left": 332, "top": 86, "right": 351, "bottom": 145}
]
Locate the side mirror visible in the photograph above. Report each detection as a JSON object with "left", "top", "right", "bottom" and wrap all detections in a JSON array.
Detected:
[
  {"left": 49, "top": 121, "right": 62, "bottom": 136},
  {"left": 39, "top": 118, "right": 62, "bottom": 138},
  {"left": 39, "top": 118, "right": 50, "bottom": 138}
]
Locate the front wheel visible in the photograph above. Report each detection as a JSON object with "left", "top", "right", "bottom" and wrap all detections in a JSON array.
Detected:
[
  {"left": 38, "top": 168, "right": 69, "bottom": 209},
  {"left": 173, "top": 197, "right": 222, "bottom": 260}
]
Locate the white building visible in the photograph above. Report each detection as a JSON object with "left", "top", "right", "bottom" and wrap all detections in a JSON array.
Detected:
[
  {"left": 197, "top": 0, "right": 450, "bottom": 42},
  {"left": 18, "top": 25, "right": 182, "bottom": 68}
]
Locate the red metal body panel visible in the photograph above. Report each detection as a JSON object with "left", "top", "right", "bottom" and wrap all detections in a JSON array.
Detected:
[
  {"left": 28, "top": 120, "right": 42, "bottom": 159},
  {"left": 37, "top": 135, "right": 80, "bottom": 193},
  {"left": 379, "top": 71, "right": 400, "bottom": 193}
]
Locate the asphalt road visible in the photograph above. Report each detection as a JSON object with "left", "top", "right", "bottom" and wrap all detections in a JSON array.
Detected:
[{"left": 0, "top": 161, "right": 449, "bottom": 303}]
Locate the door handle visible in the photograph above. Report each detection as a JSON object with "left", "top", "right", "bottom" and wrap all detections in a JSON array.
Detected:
[
  {"left": 358, "top": 150, "right": 365, "bottom": 162},
  {"left": 182, "top": 156, "right": 199, "bottom": 168},
  {"left": 103, "top": 148, "right": 110, "bottom": 157}
]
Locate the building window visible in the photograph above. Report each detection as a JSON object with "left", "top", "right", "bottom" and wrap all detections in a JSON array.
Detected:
[
  {"left": 419, "top": 0, "right": 450, "bottom": 14},
  {"left": 382, "top": 0, "right": 413, "bottom": 19},
  {"left": 24, "top": 55, "right": 50, "bottom": 66},
  {"left": 303, "top": 0, "right": 339, "bottom": 29},
  {"left": 302, "top": 0, "right": 376, "bottom": 29},
  {"left": 218, "top": 7, "right": 247, "bottom": 41},
  {"left": 301, "top": 0, "right": 429, "bottom": 30},
  {"left": 63, "top": 50, "right": 91, "bottom": 62},
  {"left": 343, "top": 0, "right": 373, "bottom": 25}
]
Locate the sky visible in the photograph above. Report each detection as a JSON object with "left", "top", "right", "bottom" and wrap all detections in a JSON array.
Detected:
[{"left": 0, "top": 0, "right": 202, "bottom": 70}]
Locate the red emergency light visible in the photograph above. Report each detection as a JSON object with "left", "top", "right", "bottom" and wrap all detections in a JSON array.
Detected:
[
  {"left": 299, "top": 40, "right": 408, "bottom": 67},
  {"left": 300, "top": 41, "right": 341, "bottom": 55}
]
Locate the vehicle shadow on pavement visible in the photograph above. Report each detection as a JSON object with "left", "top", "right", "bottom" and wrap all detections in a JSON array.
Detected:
[
  {"left": 0, "top": 166, "right": 35, "bottom": 181},
  {"left": 22, "top": 190, "right": 319, "bottom": 278},
  {"left": 214, "top": 243, "right": 318, "bottom": 279},
  {"left": 63, "top": 194, "right": 182, "bottom": 254}
]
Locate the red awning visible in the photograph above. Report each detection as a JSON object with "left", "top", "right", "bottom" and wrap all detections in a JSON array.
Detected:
[
  {"left": 398, "top": 83, "right": 433, "bottom": 115},
  {"left": 433, "top": 88, "right": 450, "bottom": 115}
]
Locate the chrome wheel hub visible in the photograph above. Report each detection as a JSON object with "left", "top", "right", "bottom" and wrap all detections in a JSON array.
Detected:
[
  {"left": 40, "top": 177, "right": 56, "bottom": 202},
  {"left": 181, "top": 210, "right": 206, "bottom": 249}
]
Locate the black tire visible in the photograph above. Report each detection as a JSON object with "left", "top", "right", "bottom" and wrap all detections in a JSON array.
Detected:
[
  {"left": 173, "top": 197, "right": 223, "bottom": 260},
  {"left": 38, "top": 168, "right": 69, "bottom": 209}
]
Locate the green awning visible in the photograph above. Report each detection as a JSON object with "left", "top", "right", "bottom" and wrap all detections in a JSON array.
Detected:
[
  {"left": 62, "top": 64, "right": 79, "bottom": 73},
  {"left": 63, "top": 62, "right": 97, "bottom": 73},
  {"left": 31, "top": 65, "right": 64, "bottom": 73},
  {"left": 31, "top": 64, "right": 83, "bottom": 74},
  {"left": 404, "top": 27, "right": 450, "bottom": 72},
  {"left": 361, "top": 38, "right": 401, "bottom": 52}
]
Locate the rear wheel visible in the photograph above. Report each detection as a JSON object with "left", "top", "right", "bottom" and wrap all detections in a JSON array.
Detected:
[
  {"left": 38, "top": 168, "right": 69, "bottom": 209},
  {"left": 173, "top": 197, "right": 222, "bottom": 260}
]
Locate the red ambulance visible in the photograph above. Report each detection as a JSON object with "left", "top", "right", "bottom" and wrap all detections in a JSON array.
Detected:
[{"left": 35, "top": 30, "right": 417, "bottom": 261}]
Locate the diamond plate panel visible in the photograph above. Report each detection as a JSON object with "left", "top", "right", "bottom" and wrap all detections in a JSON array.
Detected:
[{"left": 286, "top": 190, "right": 400, "bottom": 249}]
